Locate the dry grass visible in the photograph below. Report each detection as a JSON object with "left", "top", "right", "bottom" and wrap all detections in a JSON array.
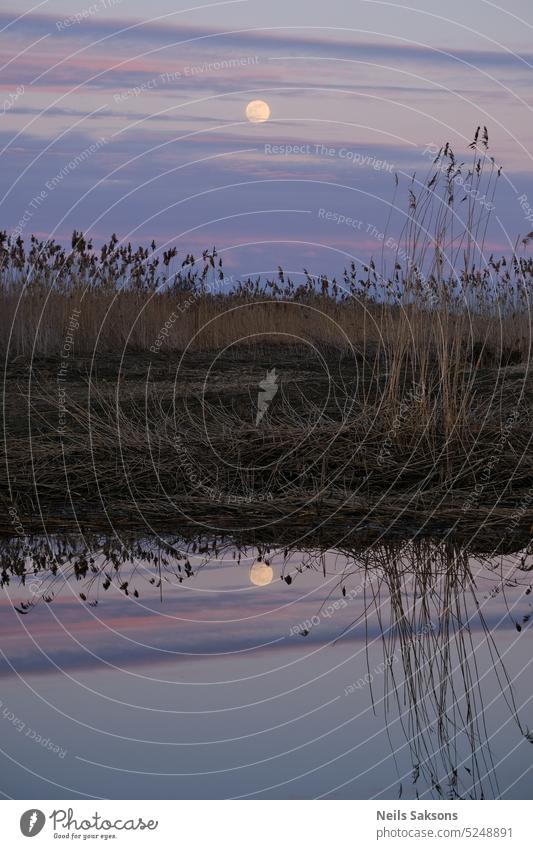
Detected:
[
  {"left": 0, "top": 132, "right": 531, "bottom": 366},
  {"left": 1, "top": 344, "right": 532, "bottom": 544},
  {"left": 1, "top": 130, "right": 533, "bottom": 541}
]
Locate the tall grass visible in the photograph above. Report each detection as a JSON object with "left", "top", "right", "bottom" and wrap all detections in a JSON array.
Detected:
[
  {"left": 2, "top": 130, "right": 533, "bottom": 537},
  {"left": 1, "top": 129, "right": 531, "bottom": 365}
]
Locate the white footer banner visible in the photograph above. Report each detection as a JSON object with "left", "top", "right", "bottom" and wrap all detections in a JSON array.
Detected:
[{"left": 1, "top": 800, "right": 530, "bottom": 846}]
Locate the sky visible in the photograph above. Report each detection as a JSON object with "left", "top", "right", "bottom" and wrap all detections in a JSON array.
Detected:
[{"left": 1, "top": 0, "right": 533, "bottom": 278}]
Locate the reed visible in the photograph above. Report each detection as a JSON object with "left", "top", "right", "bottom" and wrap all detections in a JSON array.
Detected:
[{"left": 1, "top": 130, "right": 532, "bottom": 539}]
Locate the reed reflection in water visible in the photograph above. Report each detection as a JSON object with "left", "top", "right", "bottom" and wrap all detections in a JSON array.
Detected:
[{"left": 1, "top": 534, "right": 532, "bottom": 799}]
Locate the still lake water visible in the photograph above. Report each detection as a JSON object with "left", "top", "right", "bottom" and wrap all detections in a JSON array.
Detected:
[{"left": 1, "top": 542, "right": 532, "bottom": 799}]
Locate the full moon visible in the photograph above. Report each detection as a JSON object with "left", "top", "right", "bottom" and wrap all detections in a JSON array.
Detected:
[
  {"left": 245, "top": 100, "right": 271, "bottom": 123},
  {"left": 249, "top": 561, "right": 274, "bottom": 586}
]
